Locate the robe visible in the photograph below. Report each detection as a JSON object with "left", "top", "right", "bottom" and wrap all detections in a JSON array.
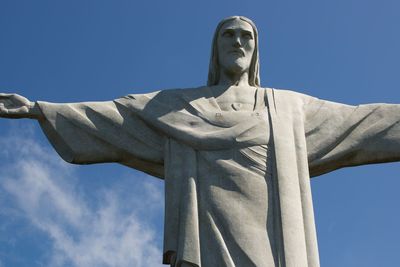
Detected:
[{"left": 36, "top": 87, "right": 400, "bottom": 267}]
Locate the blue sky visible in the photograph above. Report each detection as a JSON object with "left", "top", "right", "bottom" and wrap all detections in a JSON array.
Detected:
[{"left": 1, "top": 0, "right": 400, "bottom": 266}]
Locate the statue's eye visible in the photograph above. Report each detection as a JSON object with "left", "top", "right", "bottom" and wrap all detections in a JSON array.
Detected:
[
  {"left": 222, "top": 31, "right": 234, "bottom": 38},
  {"left": 242, "top": 32, "right": 253, "bottom": 40}
]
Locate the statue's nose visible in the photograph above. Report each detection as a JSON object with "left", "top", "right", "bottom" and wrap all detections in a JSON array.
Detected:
[{"left": 233, "top": 36, "right": 242, "bottom": 48}]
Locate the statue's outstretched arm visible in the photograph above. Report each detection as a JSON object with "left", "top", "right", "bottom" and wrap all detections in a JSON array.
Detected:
[
  {"left": 305, "top": 97, "right": 400, "bottom": 177},
  {"left": 0, "top": 94, "right": 165, "bottom": 178},
  {"left": 0, "top": 93, "right": 43, "bottom": 120}
]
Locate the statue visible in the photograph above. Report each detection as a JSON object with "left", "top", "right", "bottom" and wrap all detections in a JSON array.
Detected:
[{"left": 1, "top": 16, "right": 400, "bottom": 267}]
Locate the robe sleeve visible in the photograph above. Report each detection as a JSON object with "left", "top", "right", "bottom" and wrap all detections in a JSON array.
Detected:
[
  {"left": 37, "top": 99, "right": 165, "bottom": 178},
  {"left": 304, "top": 96, "right": 400, "bottom": 177}
]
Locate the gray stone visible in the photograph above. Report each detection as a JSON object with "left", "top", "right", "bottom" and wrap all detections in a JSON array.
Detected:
[{"left": 1, "top": 16, "right": 400, "bottom": 267}]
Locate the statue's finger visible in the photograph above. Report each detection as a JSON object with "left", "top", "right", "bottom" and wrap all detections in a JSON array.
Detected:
[
  {"left": 0, "top": 105, "right": 10, "bottom": 116},
  {"left": 0, "top": 93, "right": 13, "bottom": 99},
  {"left": 9, "top": 106, "right": 27, "bottom": 114},
  {"left": 0, "top": 107, "right": 28, "bottom": 118}
]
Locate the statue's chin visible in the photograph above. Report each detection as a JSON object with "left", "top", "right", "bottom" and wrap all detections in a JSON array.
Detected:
[{"left": 221, "top": 59, "right": 249, "bottom": 76}]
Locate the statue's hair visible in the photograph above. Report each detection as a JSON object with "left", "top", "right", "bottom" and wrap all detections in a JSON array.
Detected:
[{"left": 207, "top": 16, "right": 260, "bottom": 86}]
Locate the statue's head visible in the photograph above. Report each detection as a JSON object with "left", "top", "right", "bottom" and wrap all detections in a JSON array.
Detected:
[{"left": 207, "top": 16, "right": 260, "bottom": 86}]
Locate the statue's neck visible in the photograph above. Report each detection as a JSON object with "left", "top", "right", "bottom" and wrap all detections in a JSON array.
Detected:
[{"left": 217, "top": 70, "right": 250, "bottom": 86}]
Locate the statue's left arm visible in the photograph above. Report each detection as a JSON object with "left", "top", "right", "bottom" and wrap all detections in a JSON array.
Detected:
[{"left": 304, "top": 96, "right": 400, "bottom": 177}]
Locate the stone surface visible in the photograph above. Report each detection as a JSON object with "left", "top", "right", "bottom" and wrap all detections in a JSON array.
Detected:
[{"left": 1, "top": 16, "right": 400, "bottom": 267}]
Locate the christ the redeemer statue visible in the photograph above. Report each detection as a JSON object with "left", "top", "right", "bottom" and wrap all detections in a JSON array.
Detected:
[{"left": 1, "top": 16, "right": 400, "bottom": 267}]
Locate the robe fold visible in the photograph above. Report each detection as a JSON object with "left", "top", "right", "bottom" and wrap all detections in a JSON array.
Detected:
[{"left": 37, "top": 87, "right": 400, "bottom": 267}]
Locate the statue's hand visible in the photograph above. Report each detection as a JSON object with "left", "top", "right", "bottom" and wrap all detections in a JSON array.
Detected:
[{"left": 0, "top": 93, "right": 42, "bottom": 119}]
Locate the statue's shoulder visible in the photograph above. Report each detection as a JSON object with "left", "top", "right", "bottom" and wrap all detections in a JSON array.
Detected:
[
  {"left": 158, "top": 86, "right": 214, "bottom": 103},
  {"left": 174, "top": 86, "right": 210, "bottom": 97},
  {"left": 264, "top": 87, "right": 311, "bottom": 97},
  {"left": 123, "top": 86, "right": 213, "bottom": 110},
  {"left": 150, "top": 86, "right": 208, "bottom": 97},
  {"left": 123, "top": 86, "right": 208, "bottom": 104},
  {"left": 262, "top": 87, "right": 316, "bottom": 106}
]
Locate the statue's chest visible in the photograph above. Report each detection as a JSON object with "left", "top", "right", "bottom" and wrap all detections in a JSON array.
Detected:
[
  {"left": 209, "top": 109, "right": 269, "bottom": 128},
  {"left": 213, "top": 88, "right": 258, "bottom": 112}
]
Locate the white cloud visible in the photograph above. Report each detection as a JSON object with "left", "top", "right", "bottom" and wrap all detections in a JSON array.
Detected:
[{"left": 0, "top": 125, "right": 165, "bottom": 267}]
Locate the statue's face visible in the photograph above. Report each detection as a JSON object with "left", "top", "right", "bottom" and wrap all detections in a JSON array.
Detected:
[{"left": 217, "top": 19, "right": 255, "bottom": 77}]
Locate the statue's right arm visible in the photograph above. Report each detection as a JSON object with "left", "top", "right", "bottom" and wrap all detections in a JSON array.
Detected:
[
  {"left": 0, "top": 93, "right": 165, "bottom": 178},
  {"left": 0, "top": 93, "right": 43, "bottom": 120}
]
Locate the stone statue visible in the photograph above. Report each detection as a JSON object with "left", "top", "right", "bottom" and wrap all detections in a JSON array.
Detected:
[{"left": 1, "top": 16, "right": 400, "bottom": 267}]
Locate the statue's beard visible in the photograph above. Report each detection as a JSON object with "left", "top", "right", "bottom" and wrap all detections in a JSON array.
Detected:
[{"left": 220, "top": 57, "right": 250, "bottom": 77}]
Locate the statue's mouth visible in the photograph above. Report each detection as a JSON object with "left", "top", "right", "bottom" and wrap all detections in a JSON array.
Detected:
[{"left": 229, "top": 49, "right": 245, "bottom": 56}]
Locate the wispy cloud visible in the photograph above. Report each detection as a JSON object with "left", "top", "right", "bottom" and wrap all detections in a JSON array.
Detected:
[{"left": 0, "top": 123, "right": 164, "bottom": 267}]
